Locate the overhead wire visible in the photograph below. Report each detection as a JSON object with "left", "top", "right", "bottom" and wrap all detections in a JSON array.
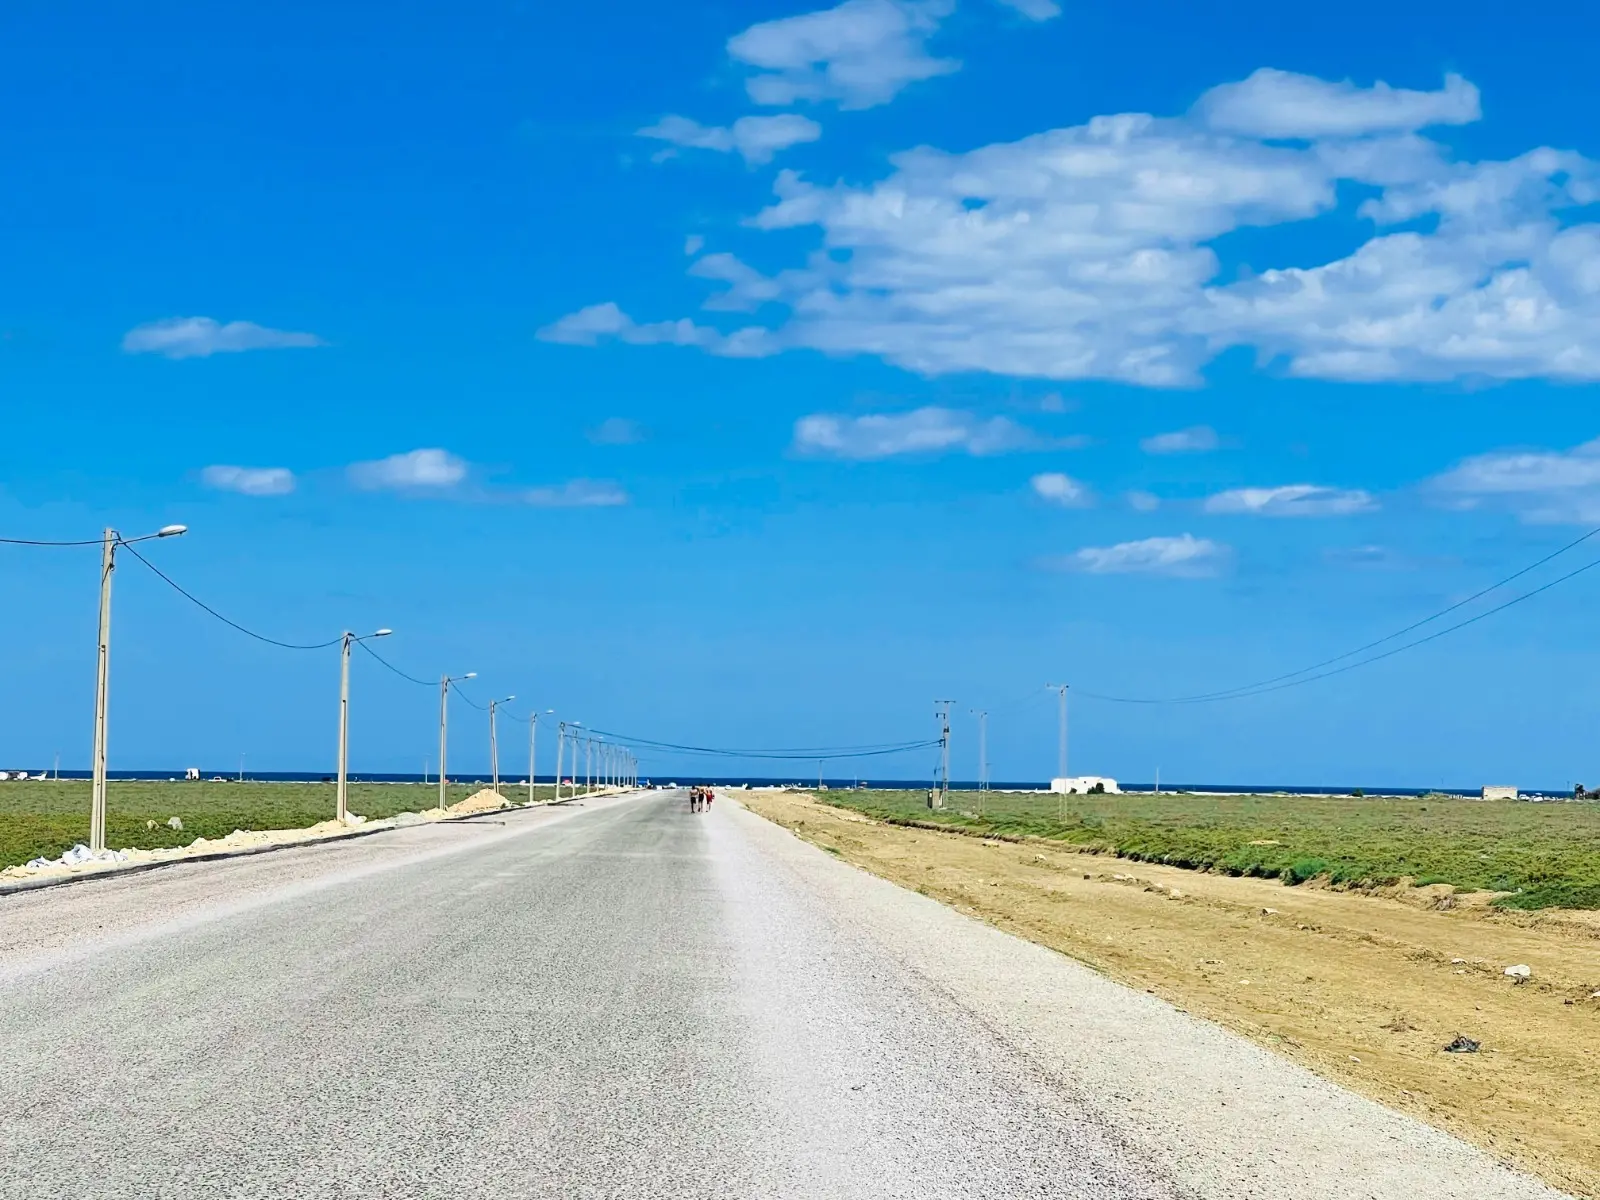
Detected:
[
  {"left": 579, "top": 727, "right": 940, "bottom": 761},
  {"left": 354, "top": 638, "right": 436, "bottom": 687},
  {"left": 120, "top": 542, "right": 344, "bottom": 651},
  {"left": 1077, "top": 546, "right": 1600, "bottom": 705},
  {"left": 0, "top": 535, "right": 107, "bottom": 546}
]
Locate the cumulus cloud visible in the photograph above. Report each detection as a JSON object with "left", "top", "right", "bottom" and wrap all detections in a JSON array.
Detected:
[
  {"left": 1030, "top": 472, "right": 1091, "bottom": 506},
  {"left": 1193, "top": 68, "right": 1480, "bottom": 139},
  {"left": 1141, "top": 425, "right": 1219, "bottom": 454},
  {"left": 728, "top": 0, "right": 959, "bottom": 110},
  {"left": 122, "top": 317, "right": 323, "bottom": 359},
  {"left": 1203, "top": 484, "right": 1377, "bottom": 517},
  {"left": 537, "top": 302, "right": 773, "bottom": 357},
  {"left": 1429, "top": 436, "right": 1600, "bottom": 523},
  {"left": 348, "top": 449, "right": 468, "bottom": 491},
  {"left": 1050, "top": 533, "right": 1226, "bottom": 576},
  {"left": 200, "top": 465, "right": 296, "bottom": 497},
  {"left": 1126, "top": 490, "right": 1161, "bottom": 512},
  {"left": 793, "top": 406, "right": 1036, "bottom": 459},
  {"left": 639, "top": 113, "right": 823, "bottom": 164},
  {"left": 549, "top": 68, "right": 1600, "bottom": 387},
  {"left": 587, "top": 417, "right": 647, "bottom": 445},
  {"left": 524, "top": 479, "right": 629, "bottom": 508}
]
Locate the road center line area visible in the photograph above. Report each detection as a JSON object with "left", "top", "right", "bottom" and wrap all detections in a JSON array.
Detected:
[{"left": 0, "top": 790, "right": 1568, "bottom": 1199}]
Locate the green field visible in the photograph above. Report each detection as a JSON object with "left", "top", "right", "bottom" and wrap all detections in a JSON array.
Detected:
[
  {"left": 814, "top": 788, "right": 1600, "bottom": 910},
  {"left": 0, "top": 779, "right": 560, "bottom": 869}
]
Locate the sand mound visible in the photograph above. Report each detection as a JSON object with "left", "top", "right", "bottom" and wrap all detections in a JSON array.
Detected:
[{"left": 446, "top": 788, "right": 509, "bottom": 815}]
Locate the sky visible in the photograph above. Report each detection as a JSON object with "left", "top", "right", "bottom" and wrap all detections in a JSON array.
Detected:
[{"left": 5, "top": 0, "right": 1600, "bottom": 787}]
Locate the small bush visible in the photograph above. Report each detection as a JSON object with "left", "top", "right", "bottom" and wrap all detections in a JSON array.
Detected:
[{"left": 1283, "top": 857, "right": 1329, "bottom": 885}]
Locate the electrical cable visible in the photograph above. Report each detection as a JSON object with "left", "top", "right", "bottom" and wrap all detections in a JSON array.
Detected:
[
  {"left": 1089, "top": 521, "right": 1600, "bottom": 705},
  {"left": 579, "top": 727, "right": 940, "bottom": 760},
  {"left": 449, "top": 680, "right": 487, "bottom": 711},
  {"left": 354, "top": 638, "right": 436, "bottom": 687},
  {"left": 0, "top": 536, "right": 107, "bottom": 546},
  {"left": 1078, "top": 550, "right": 1600, "bottom": 705},
  {"left": 120, "top": 543, "right": 343, "bottom": 651}
]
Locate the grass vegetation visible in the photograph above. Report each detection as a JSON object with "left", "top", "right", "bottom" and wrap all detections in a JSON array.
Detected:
[
  {"left": 0, "top": 779, "right": 558, "bottom": 869},
  {"left": 814, "top": 788, "right": 1600, "bottom": 910}
]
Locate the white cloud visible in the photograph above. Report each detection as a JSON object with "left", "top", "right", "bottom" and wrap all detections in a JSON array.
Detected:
[
  {"left": 122, "top": 317, "right": 323, "bottom": 359},
  {"left": 348, "top": 449, "right": 468, "bottom": 491},
  {"left": 552, "top": 69, "right": 1600, "bottom": 387},
  {"left": 684, "top": 234, "right": 706, "bottom": 256},
  {"left": 727, "top": 0, "right": 958, "bottom": 110},
  {"left": 1203, "top": 484, "right": 1376, "bottom": 517},
  {"left": 1030, "top": 471, "right": 1091, "bottom": 506},
  {"left": 1141, "top": 425, "right": 1219, "bottom": 454},
  {"left": 537, "top": 302, "right": 773, "bottom": 357},
  {"left": 793, "top": 406, "right": 1036, "bottom": 459},
  {"left": 996, "top": 0, "right": 1060, "bottom": 18},
  {"left": 200, "top": 465, "right": 296, "bottom": 497},
  {"left": 524, "top": 479, "right": 629, "bottom": 508},
  {"left": 1053, "top": 533, "right": 1225, "bottom": 577},
  {"left": 1194, "top": 69, "right": 1480, "bottom": 139},
  {"left": 1126, "top": 490, "right": 1160, "bottom": 512},
  {"left": 587, "top": 417, "right": 647, "bottom": 445},
  {"left": 1428, "top": 436, "right": 1600, "bottom": 523},
  {"left": 639, "top": 113, "right": 823, "bottom": 165}
]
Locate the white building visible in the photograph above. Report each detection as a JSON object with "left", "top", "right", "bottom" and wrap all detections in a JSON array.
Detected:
[
  {"left": 1051, "top": 776, "right": 1121, "bottom": 795},
  {"left": 1481, "top": 785, "right": 1518, "bottom": 801}
]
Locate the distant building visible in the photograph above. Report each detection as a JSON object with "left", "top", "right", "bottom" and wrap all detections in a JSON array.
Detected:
[
  {"left": 1482, "top": 785, "right": 1518, "bottom": 801},
  {"left": 1051, "top": 776, "right": 1121, "bottom": 795}
]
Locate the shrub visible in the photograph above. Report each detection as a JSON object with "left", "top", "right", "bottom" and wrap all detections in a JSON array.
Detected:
[{"left": 1283, "top": 857, "right": 1329, "bottom": 885}]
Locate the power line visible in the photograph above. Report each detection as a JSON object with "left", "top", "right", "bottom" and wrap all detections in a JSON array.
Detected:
[
  {"left": 120, "top": 543, "right": 343, "bottom": 651},
  {"left": 449, "top": 680, "right": 487, "bottom": 711},
  {"left": 1079, "top": 549, "right": 1600, "bottom": 705},
  {"left": 581, "top": 726, "right": 940, "bottom": 761},
  {"left": 354, "top": 638, "right": 435, "bottom": 687},
  {"left": 0, "top": 536, "right": 106, "bottom": 546}
]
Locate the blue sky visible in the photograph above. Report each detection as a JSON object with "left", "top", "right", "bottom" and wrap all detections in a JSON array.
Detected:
[{"left": 5, "top": 0, "right": 1600, "bottom": 787}]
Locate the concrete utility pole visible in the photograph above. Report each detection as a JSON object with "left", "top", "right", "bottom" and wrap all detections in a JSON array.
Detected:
[
  {"left": 88, "top": 523, "right": 187, "bottom": 853},
  {"left": 438, "top": 671, "right": 477, "bottom": 812},
  {"left": 337, "top": 629, "right": 391, "bottom": 824},
  {"left": 934, "top": 700, "right": 953, "bottom": 808},
  {"left": 972, "top": 709, "right": 988, "bottom": 815},
  {"left": 488, "top": 695, "right": 514, "bottom": 797},
  {"left": 1047, "top": 684, "right": 1068, "bottom": 779},
  {"left": 529, "top": 710, "right": 552, "bottom": 804},
  {"left": 554, "top": 723, "right": 566, "bottom": 802}
]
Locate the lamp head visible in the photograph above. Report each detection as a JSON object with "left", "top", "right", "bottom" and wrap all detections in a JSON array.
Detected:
[{"left": 157, "top": 524, "right": 188, "bottom": 538}]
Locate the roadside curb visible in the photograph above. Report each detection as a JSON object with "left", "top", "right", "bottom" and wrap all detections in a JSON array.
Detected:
[{"left": 0, "top": 796, "right": 610, "bottom": 899}]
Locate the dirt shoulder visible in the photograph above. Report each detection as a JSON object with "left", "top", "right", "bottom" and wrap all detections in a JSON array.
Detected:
[{"left": 738, "top": 790, "right": 1600, "bottom": 1199}]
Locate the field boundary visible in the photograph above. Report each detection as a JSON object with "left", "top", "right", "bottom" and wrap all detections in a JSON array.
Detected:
[{"left": 0, "top": 799, "right": 580, "bottom": 898}]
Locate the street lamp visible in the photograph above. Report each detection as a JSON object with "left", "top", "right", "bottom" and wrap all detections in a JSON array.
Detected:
[
  {"left": 336, "top": 628, "right": 391, "bottom": 824},
  {"left": 529, "top": 709, "right": 553, "bottom": 805},
  {"left": 488, "top": 695, "right": 515, "bottom": 798},
  {"left": 438, "top": 671, "right": 477, "bottom": 813},
  {"left": 89, "top": 523, "right": 187, "bottom": 852}
]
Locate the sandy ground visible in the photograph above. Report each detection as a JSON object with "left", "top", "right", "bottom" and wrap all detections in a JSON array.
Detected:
[{"left": 739, "top": 790, "right": 1600, "bottom": 1199}]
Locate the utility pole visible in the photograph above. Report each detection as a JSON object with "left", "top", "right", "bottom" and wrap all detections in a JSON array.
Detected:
[
  {"left": 528, "top": 710, "right": 551, "bottom": 805},
  {"left": 87, "top": 522, "right": 187, "bottom": 853},
  {"left": 554, "top": 722, "right": 565, "bottom": 802},
  {"left": 933, "top": 700, "right": 953, "bottom": 808},
  {"left": 89, "top": 529, "right": 114, "bottom": 853},
  {"left": 1046, "top": 683, "right": 1069, "bottom": 822},
  {"left": 488, "top": 695, "right": 514, "bottom": 797},
  {"left": 336, "top": 628, "right": 391, "bottom": 825},
  {"left": 972, "top": 709, "right": 988, "bottom": 817},
  {"left": 438, "top": 671, "right": 476, "bottom": 812}
]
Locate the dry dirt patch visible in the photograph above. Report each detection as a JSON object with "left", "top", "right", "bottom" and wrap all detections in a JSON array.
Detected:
[{"left": 740, "top": 790, "right": 1600, "bottom": 1199}]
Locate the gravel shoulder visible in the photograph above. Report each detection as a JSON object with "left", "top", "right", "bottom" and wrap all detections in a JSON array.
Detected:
[{"left": 730, "top": 790, "right": 1584, "bottom": 1200}]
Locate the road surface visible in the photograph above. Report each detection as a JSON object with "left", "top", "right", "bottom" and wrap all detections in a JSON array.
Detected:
[{"left": 0, "top": 790, "right": 1568, "bottom": 1198}]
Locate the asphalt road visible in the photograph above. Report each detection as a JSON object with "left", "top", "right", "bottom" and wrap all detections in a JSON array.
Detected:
[{"left": 0, "top": 791, "right": 1569, "bottom": 1199}]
